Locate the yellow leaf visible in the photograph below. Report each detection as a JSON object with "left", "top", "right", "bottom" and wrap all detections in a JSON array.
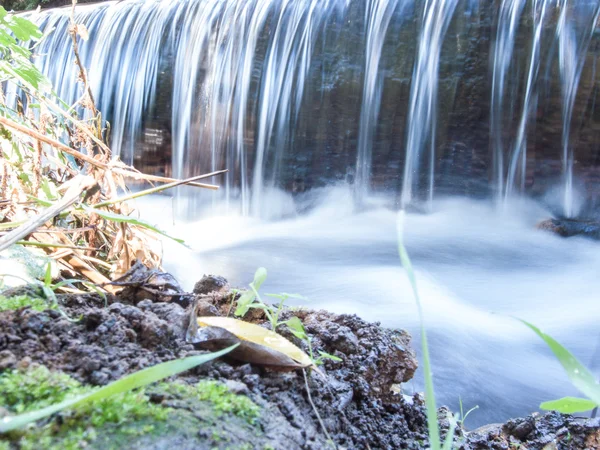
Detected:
[{"left": 197, "top": 316, "right": 313, "bottom": 368}]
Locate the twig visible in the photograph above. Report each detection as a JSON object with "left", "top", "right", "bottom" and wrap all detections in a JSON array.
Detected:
[
  {"left": 94, "top": 171, "right": 226, "bottom": 207},
  {"left": 302, "top": 369, "right": 336, "bottom": 449},
  {"left": 16, "top": 240, "right": 98, "bottom": 252},
  {"left": 0, "top": 175, "right": 97, "bottom": 252},
  {"left": 0, "top": 116, "right": 107, "bottom": 169},
  {"left": 111, "top": 167, "right": 226, "bottom": 190},
  {"left": 69, "top": 0, "right": 99, "bottom": 119}
]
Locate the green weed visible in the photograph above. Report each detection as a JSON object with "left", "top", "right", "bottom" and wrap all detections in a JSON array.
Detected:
[
  {"left": 397, "top": 211, "right": 457, "bottom": 450},
  {"left": 519, "top": 319, "right": 600, "bottom": 414},
  {"left": 234, "top": 267, "right": 341, "bottom": 366}
]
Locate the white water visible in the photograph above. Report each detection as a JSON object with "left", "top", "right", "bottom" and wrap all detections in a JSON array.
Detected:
[
  {"left": 504, "top": 0, "right": 549, "bottom": 202},
  {"left": 401, "top": 0, "right": 459, "bottom": 209},
  {"left": 354, "top": 0, "right": 401, "bottom": 203},
  {"left": 490, "top": 0, "right": 526, "bottom": 203},
  {"left": 557, "top": 0, "right": 600, "bottom": 218},
  {"left": 138, "top": 188, "right": 600, "bottom": 427}
]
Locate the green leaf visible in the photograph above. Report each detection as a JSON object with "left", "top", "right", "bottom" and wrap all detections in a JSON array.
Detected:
[
  {"left": 234, "top": 290, "right": 256, "bottom": 317},
  {"left": 519, "top": 319, "right": 600, "bottom": 407},
  {"left": 440, "top": 413, "right": 458, "bottom": 450},
  {"left": 43, "top": 262, "right": 52, "bottom": 287},
  {"left": 8, "top": 16, "right": 43, "bottom": 41},
  {"left": 83, "top": 206, "right": 185, "bottom": 245},
  {"left": 0, "top": 345, "right": 238, "bottom": 433},
  {"left": 397, "top": 210, "right": 441, "bottom": 449},
  {"left": 266, "top": 292, "right": 306, "bottom": 300},
  {"left": 252, "top": 267, "right": 267, "bottom": 291},
  {"left": 540, "top": 397, "right": 598, "bottom": 414},
  {"left": 286, "top": 316, "right": 307, "bottom": 340},
  {"left": 317, "top": 351, "right": 342, "bottom": 362}
]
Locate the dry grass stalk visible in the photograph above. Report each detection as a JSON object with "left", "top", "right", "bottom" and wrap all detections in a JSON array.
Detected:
[{"left": 0, "top": 2, "right": 225, "bottom": 294}]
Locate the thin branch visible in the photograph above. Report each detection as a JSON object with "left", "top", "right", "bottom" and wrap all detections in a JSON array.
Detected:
[
  {"left": 302, "top": 369, "right": 336, "bottom": 449},
  {"left": 0, "top": 176, "right": 97, "bottom": 252},
  {"left": 94, "top": 170, "right": 226, "bottom": 207},
  {"left": 111, "top": 167, "right": 226, "bottom": 190},
  {"left": 0, "top": 116, "right": 107, "bottom": 169}
]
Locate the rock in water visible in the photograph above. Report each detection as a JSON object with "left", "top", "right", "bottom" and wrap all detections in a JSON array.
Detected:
[{"left": 537, "top": 218, "right": 600, "bottom": 240}]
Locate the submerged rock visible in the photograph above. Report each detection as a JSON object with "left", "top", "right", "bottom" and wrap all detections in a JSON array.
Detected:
[{"left": 537, "top": 218, "right": 600, "bottom": 240}]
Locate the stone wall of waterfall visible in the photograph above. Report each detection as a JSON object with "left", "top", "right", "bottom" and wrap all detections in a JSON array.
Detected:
[{"left": 8, "top": 0, "right": 600, "bottom": 216}]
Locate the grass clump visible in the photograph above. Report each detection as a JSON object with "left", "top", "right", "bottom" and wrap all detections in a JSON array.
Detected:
[
  {"left": 164, "top": 380, "right": 260, "bottom": 425},
  {"left": 0, "top": 294, "right": 54, "bottom": 312},
  {"left": 0, "top": 366, "right": 169, "bottom": 450}
]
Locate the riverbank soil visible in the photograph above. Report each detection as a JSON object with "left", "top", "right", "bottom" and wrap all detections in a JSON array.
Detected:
[{"left": 0, "top": 274, "right": 598, "bottom": 449}]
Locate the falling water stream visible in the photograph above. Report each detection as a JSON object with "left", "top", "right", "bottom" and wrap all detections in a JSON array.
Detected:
[
  {"left": 401, "top": 0, "right": 459, "bottom": 208},
  {"left": 8, "top": 0, "right": 600, "bottom": 427},
  {"left": 557, "top": 0, "right": 600, "bottom": 218}
]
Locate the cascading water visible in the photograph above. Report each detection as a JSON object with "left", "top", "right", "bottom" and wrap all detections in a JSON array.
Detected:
[
  {"left": 504, "top": 0, "right": 549, "bottom": 202},
  {"left": 490, "top": 0, "right": 525, "bottom": 204},
  {"left": 11, "top": 0, "right": 600, "bottom": 216},
  {"left": 354, "top": 0, "right": 401, "bottom": 204},
  {"left": 556, "top": 0, "right": 600, "bottom": 218},
  {"left": 400, "top": 0, "right": 459, "bottom": 209}
]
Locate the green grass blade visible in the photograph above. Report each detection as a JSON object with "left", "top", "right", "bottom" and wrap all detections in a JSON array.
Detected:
[
  {"left": 540, "top": 397, "right": 598, "bottom": 414},
  {"left": 519, "top": 319, "right": 600, "bottom": 407},
  {"left": 441, "top": 415, "right": 457, "bottom": 450},
  {"left": 0, "top": 345, "right": 237, "bottom": 433},
  {"left": 397, "top": 211, "right": 440, "bottom": 450},
  {"left": 83, "top": 206, "right": 185, "bottom": 245}
]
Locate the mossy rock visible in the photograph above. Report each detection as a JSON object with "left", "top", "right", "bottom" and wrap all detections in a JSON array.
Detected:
[{"left": 0, "top": 367, "right": 267, "bottom": 450}]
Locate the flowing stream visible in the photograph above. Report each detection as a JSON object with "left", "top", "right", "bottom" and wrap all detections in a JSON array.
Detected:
[{"left": 139, "top": 188, "right": 600, "bottom": 427}]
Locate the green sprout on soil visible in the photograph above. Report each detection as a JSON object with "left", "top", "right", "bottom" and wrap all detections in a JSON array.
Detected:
[
  {"left": 234, "top": 267, "right": 304, "bottom": 331},
  {"left": 0, "top": 262, "right": 105, "bottom": 320},
  {"left": 286, "top": 316, "right": 342, "bottom": 366},
  {"left": 458, "top": 396, "right": 479, "bottom": 428},
  {"left": 234, "top": 267, "right": 341, "bottom": 367}
]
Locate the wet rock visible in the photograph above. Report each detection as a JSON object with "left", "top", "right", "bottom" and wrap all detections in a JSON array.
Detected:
[
  {"left": 465, "top": 412, "right": 600, "bottom": 450},
  {"left": 537, "top": 218, "right": 600, "bottom": 240}
]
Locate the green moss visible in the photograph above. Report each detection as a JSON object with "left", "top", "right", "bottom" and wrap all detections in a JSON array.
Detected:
[
  {"left": 0, "top": 367, "right": 169, "bottom": 450},
  {"left": 0, "top": 294, "right": 54, "bottom": 312},
  {"left": 163, "top": 380, "right": 260, "bottom": 425}
]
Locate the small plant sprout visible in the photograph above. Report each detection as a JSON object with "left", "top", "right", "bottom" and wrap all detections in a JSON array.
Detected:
[
  {"left": 458, "top": 396, "right": 479, "bottom": 428},
  {"left": 234, "top": 267, "right": 306, "bottom": 331},
  {"left": 286, "top": 316, "right": 342, "bottom": 366}
]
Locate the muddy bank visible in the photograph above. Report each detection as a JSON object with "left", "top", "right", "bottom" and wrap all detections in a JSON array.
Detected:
[{"left": 0, "top": 274, "right": 598, "bottom": 449}]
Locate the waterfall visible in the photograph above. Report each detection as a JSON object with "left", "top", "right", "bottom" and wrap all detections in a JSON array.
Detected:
[
  {"left": 400, "top": 0, "right": 459, "bottom": 209},
  {"left": 354, "top": 0, "right": 401, "bottom": 205},
  {"left": 503, "top": 0, "right": 549, "bottom": 202},
  {"left": 490, "top": 0, "right": 526, "bottom": 204},
  {"left": 556, "top": 0, "right": 600, "bottom": 218},
  {"left": 6, "top": 0, "right": 600, "bottom": 217}
]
